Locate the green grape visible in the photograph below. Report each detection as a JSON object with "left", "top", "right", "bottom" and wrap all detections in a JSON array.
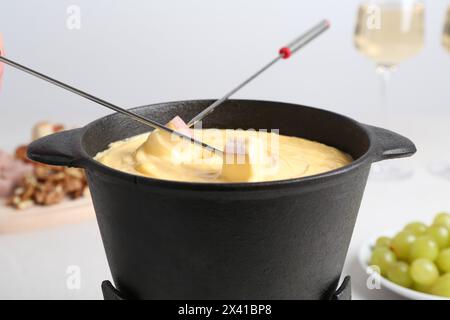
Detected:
[
  {"left": 414, "top": 282, "right": 432, "bottom": 294},
  {"left": 391, "top": 231, "right": 416, "bottom": 261},
  {"left": 387, "top": 261, "right": 413, "bottom": 288},
  {"left": 370, "top": 247, "right": 397, "bottom": 276},
  {"left": 410, "top": 259, "right": 439, "bottom": 286},
  {"left": 430, "top": 274, "right": 450, "bottom": 298},
  {"left": 409, "top": 236, "right": 439, "bottom": 262},
  {"left": 436, "top": 249, "right": 450, "bottom": 273},
  {"left": 433, "top": 212, "right": 450, "bottom": 231},
  {"left": 375, "top": 236, "right": 391, "bottom": 248},
  {"left": 426, "top": 225, "right": 449, "bottom": 249},
  {"left": 404, "top": 222, "right": 427, "bottom": 236}
]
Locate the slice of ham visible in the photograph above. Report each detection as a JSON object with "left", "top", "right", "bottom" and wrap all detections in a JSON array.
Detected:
[
  {"left": 135, "top": 116, "right": 194, "bottom": 161},
  {"left": 0, "top": 150, "right": 14, "bottom": 173},
  {"left": 7, "top": 160, "right": 33, "bottom": 184},
  {"left": 0, "top": 179, "right": 14, "bottom": 198},
  {"left": 0, "top": 150, "right": 33, "bottom": 197},
  {"left": 165, "top": 116, "right": 193, "bottom": 138},
  {"left": 0, "top": 150, "right": 16, "bottom": 197}
]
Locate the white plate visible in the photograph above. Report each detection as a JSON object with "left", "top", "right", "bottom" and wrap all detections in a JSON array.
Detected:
[{"left": 359, "top": 232, "right": 450, "bottom": 300}]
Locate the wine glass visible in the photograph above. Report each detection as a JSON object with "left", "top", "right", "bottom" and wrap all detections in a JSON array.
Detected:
[
  {"left": 429, "top": 5, "right": 450, "bottom": 179},
  {"left": 354, "top": 0, "right": 425, "bottom": 180},
  {"left": 444, "top": 6, "right": 450, "bottom": 53}
]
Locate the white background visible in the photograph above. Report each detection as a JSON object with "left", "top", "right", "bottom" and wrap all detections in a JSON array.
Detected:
[{"left": 0, "top": 0, "right": 449, "bottom": 299}]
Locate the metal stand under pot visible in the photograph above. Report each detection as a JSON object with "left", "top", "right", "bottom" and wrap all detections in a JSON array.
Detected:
[{"left": 101, "top": 276, "right": 352, "bottom": 301}]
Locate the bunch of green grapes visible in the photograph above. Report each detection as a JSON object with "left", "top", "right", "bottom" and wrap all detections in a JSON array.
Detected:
[{"left": 370, "top": 212, "right": 450, "bottom": 298}]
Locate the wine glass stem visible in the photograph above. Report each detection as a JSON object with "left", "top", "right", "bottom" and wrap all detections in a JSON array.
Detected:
[{"left": 377, "top": 66, "right": 392, "bottom": 128}]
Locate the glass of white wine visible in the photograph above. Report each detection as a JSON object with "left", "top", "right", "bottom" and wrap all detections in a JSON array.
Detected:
[
  {"left": 354, "top": 0, "right": 425, "bottom": 180},
  {"left": 429, "top": 6, "right": 450, "bottom": 179},
  {"left": 444, "top": 6, "right": 450, "bottom": 53}
]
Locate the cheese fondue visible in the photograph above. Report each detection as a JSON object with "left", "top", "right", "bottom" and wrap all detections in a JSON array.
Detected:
[{"left": 94, "top": 117, "right": 352, "bottom": 183}]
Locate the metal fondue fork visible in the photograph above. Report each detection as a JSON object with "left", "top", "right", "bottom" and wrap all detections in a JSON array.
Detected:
[
  {"left": 187, "top": 19, "right": 330, "bottom": 127},
  {"left": 0, "top": 55, "right": 222, "bottom": 155}
]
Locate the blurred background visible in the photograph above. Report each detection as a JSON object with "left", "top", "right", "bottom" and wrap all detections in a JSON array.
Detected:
[{"left": 0, "top": 0, "right": 449, "bottom": 299}]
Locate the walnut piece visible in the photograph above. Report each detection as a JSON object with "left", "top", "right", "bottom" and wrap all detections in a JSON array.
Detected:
[{"left": 8, "top": 145, "right": 88, "bottom": 210}]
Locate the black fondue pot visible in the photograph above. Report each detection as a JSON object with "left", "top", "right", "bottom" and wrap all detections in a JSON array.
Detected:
[{"left": 27, "top": 100, "right": 416, "bottom": 300}]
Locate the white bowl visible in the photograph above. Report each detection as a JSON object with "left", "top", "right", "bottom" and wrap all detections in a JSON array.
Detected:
[{"left": 359, "top": 233, "right": 450, "bottom": 300}]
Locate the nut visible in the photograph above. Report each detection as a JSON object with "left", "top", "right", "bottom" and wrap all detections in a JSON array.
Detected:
[
  {"left": 8, "top": 144, "right": 88, "bottom": 209},
  {"left": 16, "top": 200, "right": 34, "bottom": 210}
]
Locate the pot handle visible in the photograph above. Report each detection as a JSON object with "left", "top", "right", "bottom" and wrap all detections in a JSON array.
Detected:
[
  {"left": 27, "top": 128, "right": 87, "bottom": 168},
  {"left": 367, "top": 125, "right": 417, "bottom": 162}
]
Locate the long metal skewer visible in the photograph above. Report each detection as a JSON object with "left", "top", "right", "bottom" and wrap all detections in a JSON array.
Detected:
[
  {"left": 0, "top": 55, "right": 223, "bottom": 155},
  {"left": 187, "top": 19, "right": 330, "bottom": 127}
]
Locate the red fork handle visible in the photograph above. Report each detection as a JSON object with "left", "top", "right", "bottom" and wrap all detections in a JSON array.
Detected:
[{"left": 278, "top": 19, "right": 330, "bottom": 59}]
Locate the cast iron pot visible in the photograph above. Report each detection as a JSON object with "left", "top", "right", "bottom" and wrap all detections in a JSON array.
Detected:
[{"left": 27, "top": 99, "right": 416, "bottom": 300}]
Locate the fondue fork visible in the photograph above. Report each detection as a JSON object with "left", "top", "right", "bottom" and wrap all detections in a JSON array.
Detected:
[
  {"left": 0, "top": 55, "right": 223, "bottom": 155},
  {"left": 187, "top": 19, "right": 330, "bottom": 127}
]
